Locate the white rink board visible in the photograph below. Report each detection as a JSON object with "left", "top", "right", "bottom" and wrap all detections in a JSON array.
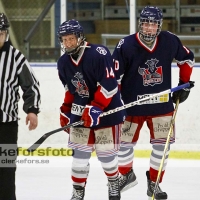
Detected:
[{"left": 17, "top": 63, "right": 200, "bottom": 151}]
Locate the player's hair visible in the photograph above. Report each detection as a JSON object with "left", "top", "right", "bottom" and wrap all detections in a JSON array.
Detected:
[
  {"left": 138, "top": 6, "right": 163, "bottom": 42},
  {"left": 57, "top": 19, "right": 85, "bottom": 55}
]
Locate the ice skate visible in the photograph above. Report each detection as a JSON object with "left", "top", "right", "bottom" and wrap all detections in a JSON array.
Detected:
[
  {"left": 119, "top": 168, "right": 138, "bottom": 192},
  {"left": 70, "top": 185, "right": 85, "bottom": 200},
  {"left": 146, "top": 171, "right": 167, "bottom": 200},
  {"left": 108, "top": 176, "right": 121, "bottom": 200}
]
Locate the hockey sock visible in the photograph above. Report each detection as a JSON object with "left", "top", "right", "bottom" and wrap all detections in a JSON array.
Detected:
[
  {"left": 98, "top": 155, "right": 119, "bottom": 179},
  {"left": 149, "top": 144, "right": 170, "bottom": 182},
  {"left": 71, "top": 149, "right": 91, "bottom": 187},
  {"left": 118, "top": 146, "right": 134, "bottom": 175}
]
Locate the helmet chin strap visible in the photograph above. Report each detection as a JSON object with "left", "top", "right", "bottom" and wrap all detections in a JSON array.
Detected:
[
  {"left": 5, "top": 32, "right": 9, "bottom": 42},
  {"left": 65, "top": 37, "right": 86, "bottom": 55}
]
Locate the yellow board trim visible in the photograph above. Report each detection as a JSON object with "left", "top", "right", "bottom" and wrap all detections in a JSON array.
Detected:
[
  {"left": 18, "top": 148, "right": 200, "bottom": 160},
  {"left": 134, "top": 150, "right": 200, "bottom": 160}
]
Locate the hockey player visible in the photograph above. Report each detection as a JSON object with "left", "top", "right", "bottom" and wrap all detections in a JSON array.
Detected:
[
  {"left": 112, "top": 6, "right": 194, "bottom": 200},
  {"left": 57, "top": 19, "right": 126, "bottom": 200}
]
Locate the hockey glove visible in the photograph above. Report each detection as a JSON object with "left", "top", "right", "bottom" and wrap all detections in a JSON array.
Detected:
[
  {"left": 172, "top": 81, "right": 195, "bottom": 104},
  {"left": 60, "top": 104, "right": 71, "bottom": 133},
  {"left": 81, "top": 105, "right": 103, "bottom": 127}
]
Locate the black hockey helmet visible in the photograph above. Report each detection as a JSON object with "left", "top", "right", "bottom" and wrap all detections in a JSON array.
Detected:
[
  {"left": 57, "top": 19, "right": 85, "bottom": 55},
  {"left": 138, "top": 6, "right": 163, "bottom": 42},
  {"left": 0, "top": 13, "right": 10, "bottom": 30}
]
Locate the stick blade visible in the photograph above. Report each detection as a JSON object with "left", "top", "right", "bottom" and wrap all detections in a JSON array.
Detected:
[{"left": 27, "top": 135, "right": 48, "bottom": 152}]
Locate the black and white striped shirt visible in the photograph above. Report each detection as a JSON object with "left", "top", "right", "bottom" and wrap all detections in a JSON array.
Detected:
[{"left": 0, "top": 42, "right": 41, "bottom": 122}]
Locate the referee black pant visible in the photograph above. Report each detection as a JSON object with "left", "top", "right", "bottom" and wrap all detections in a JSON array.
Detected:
[{"left": 0, "top": 121, "right": 18, "bottom": 200}]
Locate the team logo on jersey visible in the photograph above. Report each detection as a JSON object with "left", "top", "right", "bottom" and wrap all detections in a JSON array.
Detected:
[
  {"left": 138, "top": 58, "right": 163, "bottom": 86},
  {"left": 96, "top": 47, "right": 107, "bottom": 55},
  {"left": 117, "top": 39, "right": 124, "bottom": 48},
  {"left": 71, "top": 72, "right": 89, "bottom": 98}
]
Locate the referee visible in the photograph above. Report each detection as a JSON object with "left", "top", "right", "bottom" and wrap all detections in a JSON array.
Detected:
[{"left": 0, "top": 13, "right": 41, "bottom": 200}]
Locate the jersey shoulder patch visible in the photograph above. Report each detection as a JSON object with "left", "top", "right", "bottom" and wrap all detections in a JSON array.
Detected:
[
  {"left": 96, "top": 46, "right": 107, "bottom": 55},
  {"left": 117, "top": 39, "right": 124, "bottom": 48}
]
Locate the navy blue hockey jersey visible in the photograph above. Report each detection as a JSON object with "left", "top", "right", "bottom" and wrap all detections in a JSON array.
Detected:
[
  {"left": 112, "top": 31, "right": 194, "bottom": 116},
  {"left": 57, "top": 42, "right": 126, "bottom": 127}
]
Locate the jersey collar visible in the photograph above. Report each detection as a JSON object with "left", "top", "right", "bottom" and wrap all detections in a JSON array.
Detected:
[
  {"left": 70, "top": 41, "right": 89, "bottom": 66},
  {"left": 136, "top": 32, "right": 158, "bottom": 53}
]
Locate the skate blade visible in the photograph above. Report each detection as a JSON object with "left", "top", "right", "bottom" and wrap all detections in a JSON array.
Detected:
[{"left": 121, "top": 180, "right": 138, "bottom": 193}]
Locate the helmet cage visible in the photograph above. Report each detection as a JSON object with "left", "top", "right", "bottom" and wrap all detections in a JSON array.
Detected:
[
  {"left": 138, "top": 18, "right": 162, "bottom": 42},
  {"left": 57, "top": 19, "right": 85, "bottom": 55},
  {"left": 138, "top": 6, "right": 163, "bottom": 42},
  {"left": 59, "top": 32, "right": 85, "bottom": 55}
]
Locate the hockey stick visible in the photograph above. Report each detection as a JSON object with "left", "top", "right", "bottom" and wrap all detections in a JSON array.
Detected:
[
  {"left": 100, "top": 82, "right": 189, "bottom": 117},
  {"left": 151, "top": 99, "right": 180, "bottom": 200},
  {"left": 27, "top": 83, "right": 189, "bottom": 152},
  {"left": 27, "top": 121, "right": 83, "bottom": 152}
]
